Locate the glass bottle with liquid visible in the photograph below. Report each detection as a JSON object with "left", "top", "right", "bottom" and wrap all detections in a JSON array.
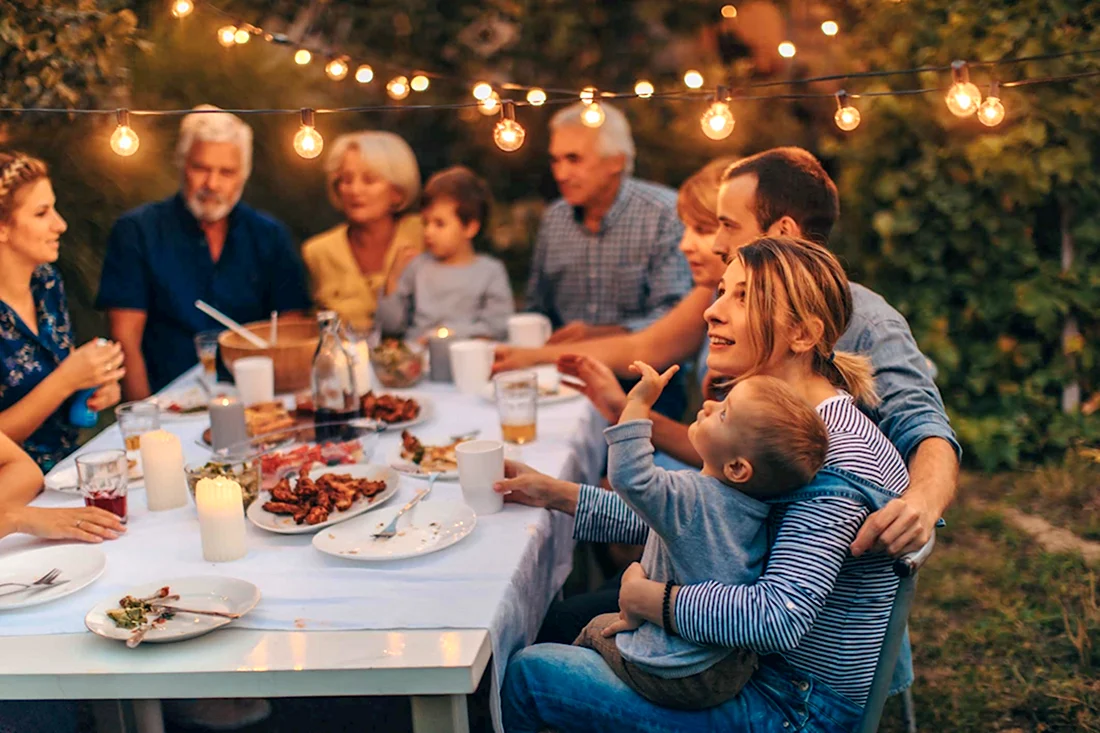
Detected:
[{"left": 311, "top": 311, "right": 362, "bottom": 441}]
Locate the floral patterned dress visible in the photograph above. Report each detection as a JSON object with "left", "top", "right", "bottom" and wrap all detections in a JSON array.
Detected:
[{"left": 0, "top": 265, "right": 78, "bottom": 471}]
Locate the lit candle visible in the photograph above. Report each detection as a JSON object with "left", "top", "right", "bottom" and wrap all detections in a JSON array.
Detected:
[
  {"left": 428, "top": 326, "right": 454, "bottom": 383},
  {"left": 352, "top": 340, "right": 373, "bottom": 396},
  {"left": 139, "top": 430, "right": 189, "bottom": 511},
  {"left": 209, "top": 396, "right": 248, "bottom": 452},
  {"left": 195, "top": 476, "right": 247, "bottom": 562}
]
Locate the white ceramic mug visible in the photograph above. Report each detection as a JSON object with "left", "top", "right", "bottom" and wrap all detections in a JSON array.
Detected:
[
  {"left": 232, "top": 356, "right": 275, "bottom": 406},
  {"left": 455, "top": 440, "right": 505, "bottom": 515},
  {"left": 508, "top": 313, "right": 553, "bottom": 348},
  {"left": 450, "top": 340, "right": 494, "bottom": 395}
]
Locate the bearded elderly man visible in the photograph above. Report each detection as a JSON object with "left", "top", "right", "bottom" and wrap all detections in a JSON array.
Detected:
[{"left": 97, "top": 105, "right": 310, "bottom": 399}]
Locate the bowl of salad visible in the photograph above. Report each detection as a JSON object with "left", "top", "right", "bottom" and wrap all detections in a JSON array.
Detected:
[{"left": 370, "top": 338, "right": 425, "bottom": 388}]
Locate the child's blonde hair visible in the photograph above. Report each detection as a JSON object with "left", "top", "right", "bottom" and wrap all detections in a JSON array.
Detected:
[
  {"left": 734, "top": 376, "right": 828, "bottom": 498},
  {"left": 736, "top": 236, "right": 879, "bottom": 408}
]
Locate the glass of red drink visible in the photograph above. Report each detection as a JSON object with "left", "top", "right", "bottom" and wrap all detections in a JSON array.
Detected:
[{"left": 75, "top": 450, "right": 129, "bottom": 524}]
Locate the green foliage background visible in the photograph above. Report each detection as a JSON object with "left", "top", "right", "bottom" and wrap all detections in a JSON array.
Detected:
[{"left": 1, "top": 0, "right": 1097, "bottom": 469}]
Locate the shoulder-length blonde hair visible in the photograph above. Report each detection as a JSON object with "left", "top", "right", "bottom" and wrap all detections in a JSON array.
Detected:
[
  {"left": 323, "top": 131, "right": 421, "bottom": 213},
  {"left": 736, "top": 236, "right": 878, "bottom": 407},
  {"left": 677, "top": 156, "right": 738, "bottom": 232}
]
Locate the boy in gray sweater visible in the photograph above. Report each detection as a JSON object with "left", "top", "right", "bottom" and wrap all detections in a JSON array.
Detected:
[
  {"left": 376, "top": 166, "right": 513, "bottom": 342},
  {"left": 574, "top": 362, "right": 829, "bottom": 709}
]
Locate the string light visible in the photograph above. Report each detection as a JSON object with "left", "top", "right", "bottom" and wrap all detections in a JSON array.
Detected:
[
  {"left": 493, "top": 101, "right": 526, "bottom": 152},
  {"left": 410, "top": 74, "right": 430, "bottom": 92},
  {"left": 721, "top": 5, "right": 737, "bottom": 18},
  {"left": 700, "top": 88, "right": 735, "bottom": 140},
  {"left": 109, "top": 110, "right": 140, "bottom": 157},
  {"left": 821, "top": 21, "right": 839, "bottom": 36},
  {"left": 294, "top": 49, "right": 311, "bottom": 65},
  {"left": 526, "top": 88, "right": 547, "bottom": 106},
  {"left": 293, "top": 109, "right": 323, "bottom": 159},
  {"left": 171, "top": 0, "right": 194, "bottom": 18},
  {"left": 778, "top": 41, "right": 797, "bottom": 58},
  {"left": 472, "top": 82, "right": 493, "bottom": 101},
  {"left": 634, "top": 80, "right": 655, "bottom": 99},
  {"left": 234, "top": 27, "right": 250, "bottom": 44},
  {"left": 387, "top": 75, "right": 410, "bottom": 100},
  {"left": 834, "top": 90, "right": 860, "bottom": 131},
  {"left": 683, "top": 70, "right": 704, "bottom": 89},
  {"left": 946, "top": 60, "right": 982, "bottom": 117},
  {"left": 325, "top": 57, "right": 349, "bottom": 81},
  {"left": 217, "top": 25, "right": 236, "bottom": 47},
  {"left": 580, "top": 86, "right": 597, "bottom": 103},
  {"left": 479, "top": 92, "right": 501, "bottom": 116},
  {"left": 355, "top": 64, "right": 374, "bottom": 84},
  {"left": 978, "top": 81, "right": 1005, "bottom": 127},
  {"left": 581, "top": 101, "right": 605, "bottom": 128}
]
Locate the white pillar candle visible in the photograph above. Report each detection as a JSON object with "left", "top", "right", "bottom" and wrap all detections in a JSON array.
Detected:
[
  {"left": 209, "top": 396, "right": 248, "bottom": 452},
  {"left": 139, "top": 430, "right": 189, "bottom": 511},
  {"left": 352, "top": 341, "right": 373, "bottom": 397},
  {"left": 195, "top": 476, "right": 248, "bottom": 562}
]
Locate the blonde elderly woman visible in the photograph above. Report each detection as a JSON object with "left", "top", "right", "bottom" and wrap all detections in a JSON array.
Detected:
[
  {"left": 302, "top": 130, "right": 424, "bottom": 331},
  {"left": 97, "top": 105, "right": 310, "bottom": 400}
]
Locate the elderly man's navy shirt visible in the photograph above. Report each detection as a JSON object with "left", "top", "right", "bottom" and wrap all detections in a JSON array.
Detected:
[{"left": 96, "top": 194, "right": 310, "bottom": 392}]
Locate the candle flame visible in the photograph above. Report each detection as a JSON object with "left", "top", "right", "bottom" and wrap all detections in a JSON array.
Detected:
[{"left": 437, "top": 327, "right": 451, "bottom": 338}]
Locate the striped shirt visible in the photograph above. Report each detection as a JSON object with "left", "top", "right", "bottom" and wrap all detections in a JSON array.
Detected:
[
  {"left": 525, "top": 177, "right": 691, "bottom": 332},
  {"left": 573, "top": 392, "right": 909, "bottom": 705}
]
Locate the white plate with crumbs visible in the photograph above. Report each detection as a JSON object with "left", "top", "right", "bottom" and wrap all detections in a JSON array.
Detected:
[{"left": 312, "top": 500, "right": 476, "bottom": 562}]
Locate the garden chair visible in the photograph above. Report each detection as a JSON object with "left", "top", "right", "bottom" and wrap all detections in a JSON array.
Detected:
[{"left": 856, "top": 531, "right": 936, "bottom": 733}]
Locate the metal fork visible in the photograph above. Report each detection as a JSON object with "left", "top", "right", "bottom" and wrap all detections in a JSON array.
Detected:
[
  {"left": 0, "top": 568, "right": 66, "bottom": 596},
  {"left": 372, "top": 473, "right": 439, "bottom": 539}
]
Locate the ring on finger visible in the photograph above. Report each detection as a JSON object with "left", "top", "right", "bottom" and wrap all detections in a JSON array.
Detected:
[{"left": 75, "top": 519, "right": 83, "bottom": 529}]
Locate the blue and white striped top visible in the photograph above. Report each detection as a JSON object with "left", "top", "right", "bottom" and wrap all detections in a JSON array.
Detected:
[{"left": 573, "top": 392, "right": 909, "bottom": 705}]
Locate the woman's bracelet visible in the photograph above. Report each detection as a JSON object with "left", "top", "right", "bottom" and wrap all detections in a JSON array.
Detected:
[{"left": 662, "top": 580, "right": 675, "bottom": 635}]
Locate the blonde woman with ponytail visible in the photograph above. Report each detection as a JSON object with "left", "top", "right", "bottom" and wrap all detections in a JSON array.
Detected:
[{"left": 502, "top": 237, "right": 915, "bottom": 732}]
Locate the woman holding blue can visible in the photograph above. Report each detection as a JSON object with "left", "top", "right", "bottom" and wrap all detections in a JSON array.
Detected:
[{"left": 0, "top": 152, "right": 125, "bottom": 471}]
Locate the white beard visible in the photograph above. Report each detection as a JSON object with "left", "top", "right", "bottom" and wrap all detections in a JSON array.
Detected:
[{"left": 185, "top": 187, "right": 242, "bottom": 223}]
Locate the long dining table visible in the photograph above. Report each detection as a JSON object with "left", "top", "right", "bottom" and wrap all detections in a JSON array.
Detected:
[{"left": 0, "top": 366, "right": 602, "bottom": 733}]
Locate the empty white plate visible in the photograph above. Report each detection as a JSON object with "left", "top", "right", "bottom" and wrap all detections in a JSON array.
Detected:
[
  {"left": 246, "top": 463, "right": 399, "bottom": 535},
  {"left": 313, "top": 499, "right": 476, "bottom": 562},
  {"left": 85, "top": 576, "right": 260, "bottom": 644},
  {"left": 0, "top": 545, "right": 107, "bottom": 611}
]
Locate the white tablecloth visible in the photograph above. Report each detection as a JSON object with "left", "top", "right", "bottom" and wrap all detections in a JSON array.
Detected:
[{"left": 0, "top": 369, "right": 601, "bottom": 731}]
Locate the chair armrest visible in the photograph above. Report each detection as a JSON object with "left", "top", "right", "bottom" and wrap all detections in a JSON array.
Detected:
[{"left": 893, "top": 530, "right": 935, "bottom": 578}]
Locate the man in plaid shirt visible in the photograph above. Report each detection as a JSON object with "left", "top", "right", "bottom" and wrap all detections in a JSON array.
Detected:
[{"left": 525, "top": 102, "right": 692, "bottom": 345}]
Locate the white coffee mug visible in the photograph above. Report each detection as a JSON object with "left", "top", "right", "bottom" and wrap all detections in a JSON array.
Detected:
[
  {"left": 450, "top": 340, "right": 495, "bottom": 395},
  {"left": 455, "top": 440, "right": 505, "bottom": 515},
  {"left": 232, "top": 356, "right": 275, "bottom": 406},
  {"left": 508, "top": 313, "right": 553, "bottom": 348}
]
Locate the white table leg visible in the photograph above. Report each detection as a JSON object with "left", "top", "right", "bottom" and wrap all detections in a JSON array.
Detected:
[
  {"left": 130, "top": 700, "right": 165, "bottom": 733},
  {"left": 411, "top": 694, "right": 470, "bottom": 733}
]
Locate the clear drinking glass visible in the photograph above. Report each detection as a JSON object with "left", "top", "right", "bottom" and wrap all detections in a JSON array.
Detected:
[
  {"left": 494, "top": 371, "right": 538, "bottom": 445},
  {"left": 194, "top": 330, "right": 221, "bottom": 382},
  {"left": 75, "top": 450, "right": 129, "bottom": 523},
  {"left": 115, "top": 400, "right": 160, "bottom": 479}
]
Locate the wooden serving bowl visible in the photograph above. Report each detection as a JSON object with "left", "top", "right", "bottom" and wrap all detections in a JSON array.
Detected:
[{"left": 217, "top": 316, "right": 319, "bottom": 394}]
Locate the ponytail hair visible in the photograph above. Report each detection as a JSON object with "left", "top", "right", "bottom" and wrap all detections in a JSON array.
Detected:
[{"left": 737, "top": 237, "right": 880, "bottom": 408}]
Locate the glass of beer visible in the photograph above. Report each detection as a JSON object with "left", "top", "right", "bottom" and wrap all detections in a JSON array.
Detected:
[
  {"left": 75, "top": 450, "right": 129, "bottom": 523},
  {"left": 115, "top": 401, "right": 161, "bottom": 479},
  {"left": 494, "top": 371, "right": 538, "bottom": 445},
  {"left": 194, "top": 330, "right": 221, "bottom": 382}
]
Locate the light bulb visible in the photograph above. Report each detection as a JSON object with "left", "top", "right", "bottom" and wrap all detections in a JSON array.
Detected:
[
  {"left": 110, "top": 122, "right": 139, "bottom": 157},
  {"left": 721, "top": 5, "right": 737, "bottom": 18},
  {"left": 294, "top": 49, "right": 311, "bottom": 65},
  {"left": 411, "top": 74, "right": 430, "bottom": 92},
  {"left": 325, "top": 58, "right": 348, "bottom": 81},
  {"left": 683, "top": 70, "right": 704, "bottom": 89},
  {"left": 778, "top": 41, "right": 796, "bottom": 58},
  {"left": 581, "top": 102, "right": 605, "bottom": 128},
  {"left": 700, "top": 101, "right": 734, "bottom": 140},
  {"left": 217, "top": 26, "right": 237, "bottom": 48},
  {"left": 387, "top": 76, "right": 410, "bottom": 100},
  {"left": 978, "top": 96, "right": 1005, "bottom": 126},
  {"left": 494, "top": 119, "right": 526, "bottom": 152},
  {"left": 634, "top": 80, "right": 655, "bottom": 99},
  {"left": 472, "top": 82, "right": 493, "bottom": 101},
  {"left": 234, "top": 28, "right": 250, "bottom": 44},
  {"left": 293, "top": 111, "right": 323, "bottom": 159},
  {"left": 526, "top": 88, "right": 547, "bottom": 106},
  {"left": 945, "top": 82, "right": 981, "bottom": 117},
  {"left": 479, "top": 93, "right": 501, "bottom": 116},
  {"left": 580, "top": 86, "right": 597, "bottom": 104},
  {"left": 355, "top": 64, "right": 374, "bottom": 83},
  {"left": 834, "top": 105, "right": 860, "bottom": 131},
  {"left": 821, "top": 20, "right": 839, "bottom": 36},
  {"left": 171, "top": 0, "right": 194, "bottom": 19}
]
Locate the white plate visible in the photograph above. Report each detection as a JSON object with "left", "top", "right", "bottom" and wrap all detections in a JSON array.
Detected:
[
  {"left": 364, "top": 392, "right": 434, "bottom": 432},
  {"left": 312, "top": 499, "right": 477, "bottom": 562},
  {"left": 84, "top": 576, "right": 259, "bottom": 644},
  {"left": 385, "top": 429, "right": 467, "bottom": 481},
  {"left": 246, "top": 463, "right": 399, "bottom": 535},
  {"left": 0, "top": 545, "right": 107, "bottom": 611},
  {"left": 44, "top": 464, "right": 143, "bottom": 494},
  {"left": 154, "top": 386, "right": 210, "bottom": 416},
  {"left": 479, "top": 382, "right": 583, "bottom": 406}
]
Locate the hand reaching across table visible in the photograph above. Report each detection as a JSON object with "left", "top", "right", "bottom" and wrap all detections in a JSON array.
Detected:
[{"left": 557, "top": 354, "right": 628, "bottom": 424}]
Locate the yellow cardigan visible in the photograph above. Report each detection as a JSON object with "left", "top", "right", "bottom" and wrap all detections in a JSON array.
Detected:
[{"left": 301, "top": 216, "right": 424, "bottom": 332}]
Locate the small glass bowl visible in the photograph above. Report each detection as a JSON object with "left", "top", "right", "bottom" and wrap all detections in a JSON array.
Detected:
[
  {"left": 185, "top": 457, "right": 262, "bottom": 509},
  {"left": 370, "top": 339, "right": 425, "bottom": 388}
]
